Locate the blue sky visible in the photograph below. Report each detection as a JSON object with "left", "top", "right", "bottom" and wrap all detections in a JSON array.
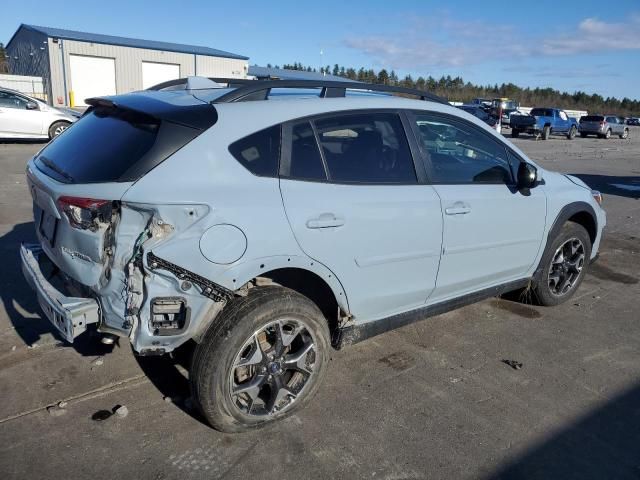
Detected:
[{"left": 2, "top": 0, "right": 639, "bottom": 99}]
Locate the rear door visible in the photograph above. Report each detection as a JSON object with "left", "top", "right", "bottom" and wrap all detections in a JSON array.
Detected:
[
  {"left": 555, "top": 110, "right": 571, "bottom": 133},
  {"left": 0, "top": 90, "right": 44, "bottom": 136},
  {"left": 410, "top": 111, "right": 546, "bottom": 302},
  {"left": 279, "top": 111, "right": 443, "bottom": 321}
]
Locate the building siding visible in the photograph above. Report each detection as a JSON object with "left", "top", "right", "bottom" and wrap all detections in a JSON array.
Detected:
[
  {"left": 6, "top": 28, "right": 51, "bottom": 102},
  {"left": 43, "top": 36, "right": 248, "bottom": 105}
]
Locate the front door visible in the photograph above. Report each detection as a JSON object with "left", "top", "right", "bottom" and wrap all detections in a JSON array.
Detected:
[
  {"left": 279, "top": 112, "right": 443, "bottom": 321},
  {"left": 0, "top": 91, "right": 43, "bottom": 136},
  {"left": 410, "top": 111, "right": 547, "bottom": 302}
]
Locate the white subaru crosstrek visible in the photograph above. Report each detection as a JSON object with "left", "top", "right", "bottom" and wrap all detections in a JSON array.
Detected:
[{"left": 21, "top": 78, "right": 605, "bottom": 431}]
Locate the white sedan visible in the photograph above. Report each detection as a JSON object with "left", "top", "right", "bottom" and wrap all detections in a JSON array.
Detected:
[{"left": 0, "top": 88, "right": 80, "bottom": 140}]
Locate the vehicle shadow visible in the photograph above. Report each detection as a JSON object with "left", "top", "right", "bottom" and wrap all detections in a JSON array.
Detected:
[
  {"left": 570, "top": 174, "right": 640, "bottom": 200},
  {"left": 0, "top": 221, "right": 114, "bottom": 356},
  {"left": 0, "top": 139, "right": 49, "bottom": 145},
  {"left": 487, "top": 380, "right": 640, "bottom": 479},
  {"left": 134, "top": 341, "right": 209, "bottom": 423}
]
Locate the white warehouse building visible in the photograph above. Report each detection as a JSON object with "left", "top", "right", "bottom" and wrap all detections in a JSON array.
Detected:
[{"left": 6, "top": 24, "right": 249, "bottom": 107}]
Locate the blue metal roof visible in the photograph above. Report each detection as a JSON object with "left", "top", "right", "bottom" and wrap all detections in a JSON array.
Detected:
[
  {"left": 8, "top": 24, "right": 248, "bottom": 60},
  {"left": 248, "top": 65, "right": 353, "bottom": 82}
]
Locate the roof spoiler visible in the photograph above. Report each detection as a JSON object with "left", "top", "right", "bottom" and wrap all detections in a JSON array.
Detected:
[{"left": 85, "top": 93, "right": 217, "bottom": 130}]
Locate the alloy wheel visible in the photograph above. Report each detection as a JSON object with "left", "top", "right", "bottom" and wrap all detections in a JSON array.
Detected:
[
  {"left": 54, "top": 125, "right": 68, "bottom": 136},
  {"left": 548, "top": 238, "right": 585, "bottom": 296},
  {"left": 228, "top": 318, "right": 317, "bottom": 417}
]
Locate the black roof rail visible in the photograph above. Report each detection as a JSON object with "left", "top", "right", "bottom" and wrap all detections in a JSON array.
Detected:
[
  {"left": 147, "top": 77, "right": 448, "bottom": 105},
  {"left": 213, "top": 79, "right": 448, "bottom": 105}
]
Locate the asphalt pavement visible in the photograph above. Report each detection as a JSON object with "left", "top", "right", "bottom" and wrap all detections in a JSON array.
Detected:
[{"left": 1, "top": 132, "right": 639, "bottom": 480}]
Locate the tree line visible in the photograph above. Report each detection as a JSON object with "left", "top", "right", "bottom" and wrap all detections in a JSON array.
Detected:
[{"left": 265, "top": 62, "right": 640, "bottom": 117}]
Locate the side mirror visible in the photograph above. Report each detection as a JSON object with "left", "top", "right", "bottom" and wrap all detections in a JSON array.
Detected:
[
  {"left": 517, "top": 162, "right": 538, "bottom": 190},
  {"left": 26, "top": 101, "right": 39, "bottom": 111}
]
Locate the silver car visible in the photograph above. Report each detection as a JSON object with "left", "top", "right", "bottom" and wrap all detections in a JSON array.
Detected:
[
  {"left": 0, "top": 88, "right": 79, "bottom": 140},
  {"left": 579, "top": 114, "right": 630, "bottom": 139}
]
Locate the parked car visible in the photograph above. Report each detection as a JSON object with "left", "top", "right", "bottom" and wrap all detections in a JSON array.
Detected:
[
  {"left": 458, "top": 104, "right": 498, "bottom": 127},
  {"left": 579, "top": 115, "right": 629, "bottom": 139},
  {"left": 625, "top": 117, "right": 639, "bottom": 126},
  {"left": 510, "top": 108, "right": 579, "bottom": 140},
  {"left": 0, "top": 88, "right": 79, "bottom": 140},
  {"left": 21, "top": 78, "right": 605, "bottom": 432}
]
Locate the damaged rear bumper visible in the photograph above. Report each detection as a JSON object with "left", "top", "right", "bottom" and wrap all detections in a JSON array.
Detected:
[{"left": 20, "top": 243, "right": 100, "bottom": 343}]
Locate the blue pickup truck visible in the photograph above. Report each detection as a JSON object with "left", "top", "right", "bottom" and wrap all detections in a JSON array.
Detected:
[{"left": 510, "top": 108, "right": 579, "bottom": 140}]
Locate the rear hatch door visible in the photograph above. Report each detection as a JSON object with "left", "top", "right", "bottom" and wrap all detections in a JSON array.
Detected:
[{"left": 27, "top": 92, "right": 217, "bottom": 289}]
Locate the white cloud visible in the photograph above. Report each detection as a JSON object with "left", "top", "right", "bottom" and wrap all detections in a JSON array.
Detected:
[{"left": 343, "top": 15, "right": 640, "bottom": 69}]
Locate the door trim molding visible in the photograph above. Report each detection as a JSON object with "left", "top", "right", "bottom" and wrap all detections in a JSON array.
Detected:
[{"left": 335, "top": 277, "right": 530, "bottom": 347}]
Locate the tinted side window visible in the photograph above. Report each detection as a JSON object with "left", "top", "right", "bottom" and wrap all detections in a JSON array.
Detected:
[
  {"left": 313, "top": 113, "right": 416, "bottom": 184},
  {"left": 229, "top": 125, "right": 280, "bottom": 177},
  {"left": 286, "top": 121, "right": 326, "bottom": 181},
  {"left": 413, "top": 113, "right": 514, "bottom": 185},
  {"left": 0, "top": 91, "right": 28, "bottom": 109}
]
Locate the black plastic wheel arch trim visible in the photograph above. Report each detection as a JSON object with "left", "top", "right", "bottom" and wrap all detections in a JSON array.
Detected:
[{"left": 532, "top": 201, "right": 598, "bottom": 280}]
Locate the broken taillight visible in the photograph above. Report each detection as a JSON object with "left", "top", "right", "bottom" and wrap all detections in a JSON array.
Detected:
[{"left": 57, "top": 196, "right": 111, "bottom": 230}]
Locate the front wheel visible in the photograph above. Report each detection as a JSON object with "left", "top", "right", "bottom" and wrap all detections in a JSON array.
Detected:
[
  {"left": 48, "top": 121, "right": 70, "bottom": 139},
  {"left": 532, "top": 222, "right": 591, "bottom": 306},
  {"left": 567, "top": 126, "right": 577, "bottom": 139},
  {"left": 580, "top": 132, "right": 588, "bottom": 138},
  {"left": 190, "top": 286, "right": 330, "bottom": 432},
  {"left": 620, "top": 129, "right": 629, "bottom": 139},
  {"left": 542, "top": 125, "right": 551, "bottom": 140},
  {"left": 511, "top": 128, "right": 520, "bottom": 138}
]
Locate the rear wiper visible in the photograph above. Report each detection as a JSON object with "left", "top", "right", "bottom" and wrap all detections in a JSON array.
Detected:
[{"left": 38, "top": 156, "right": 74, "bottom": 182}]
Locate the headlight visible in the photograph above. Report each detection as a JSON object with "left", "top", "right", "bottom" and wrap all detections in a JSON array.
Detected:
[{"left": 591, "top": 190, "right": 603, "bottom": 205}]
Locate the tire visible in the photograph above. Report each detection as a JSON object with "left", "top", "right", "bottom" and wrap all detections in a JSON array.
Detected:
[
  {"left": 605, "top": 129, "right": 611, "bottom": 139},
  {"left": 567, "top": 126, "right": 577, "bottom": 140},
  {"left": 511, "top": 129, "right": 520, "bottom": 138},
  {"left": 48, "top": 121, "right": 70, "bottom": 140},
  {"left": 532, "top": 222, "right": 592, "bottom": 306},
  {"left": 620, "top": 128, "right": 629, "bottom": 139},
  {"left": 580, "top": 132, "right": 587, "bottom": 138},
  {"left": 542, "top": 125, "right": 551, "bottom": 140},
  {"left": 190, "top": 285, "right": 331, "bottom": 432}
]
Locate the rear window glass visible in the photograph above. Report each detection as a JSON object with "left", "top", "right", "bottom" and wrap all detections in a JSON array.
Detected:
[
  {"left": 530, "top": 108, "right": 553, "bottom": 117},
  {"left": 582, "top": 115, "right": 604, "bottom": 122},
  {"left": 229, "top": 125, "right": 280, "bottom": 177},
  {"left": 286, "top": 121, "right": 326, "bottom": 181},
  {"left": 35, "top": 107, "right": 160, "bottom": 183},
  {"left": 314, "top": 113, "right": 417, "bottom": 184}
]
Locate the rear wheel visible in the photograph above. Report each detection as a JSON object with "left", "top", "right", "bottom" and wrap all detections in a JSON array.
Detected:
[
  {"left": 605, "top": 129, "right": 611, "bottom": 139},
  {"left": 190, "top": 286, "right": 330, "bottom": 432},
  {"left": 511, "top": 129, "right": 520, "bottom": 138},
  {"left": 567, "top": 126, "right": 577, "bottom": 139},
  {"left": 532, "top": 222, "right": 591, "bottom": 306},
  {"left": 542, "top": 125, "right": 551, "bottom": 140},
  {"left": 48, "top": 121, "right": 70, "bottom": 139}
]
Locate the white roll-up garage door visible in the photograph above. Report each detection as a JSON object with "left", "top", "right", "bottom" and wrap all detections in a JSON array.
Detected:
[
  {"left": 142, "top": 62, "right": 180, "bottom": 89},
  {"left": 69, "top": 55, "right": 116, "bottom": 106}
]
